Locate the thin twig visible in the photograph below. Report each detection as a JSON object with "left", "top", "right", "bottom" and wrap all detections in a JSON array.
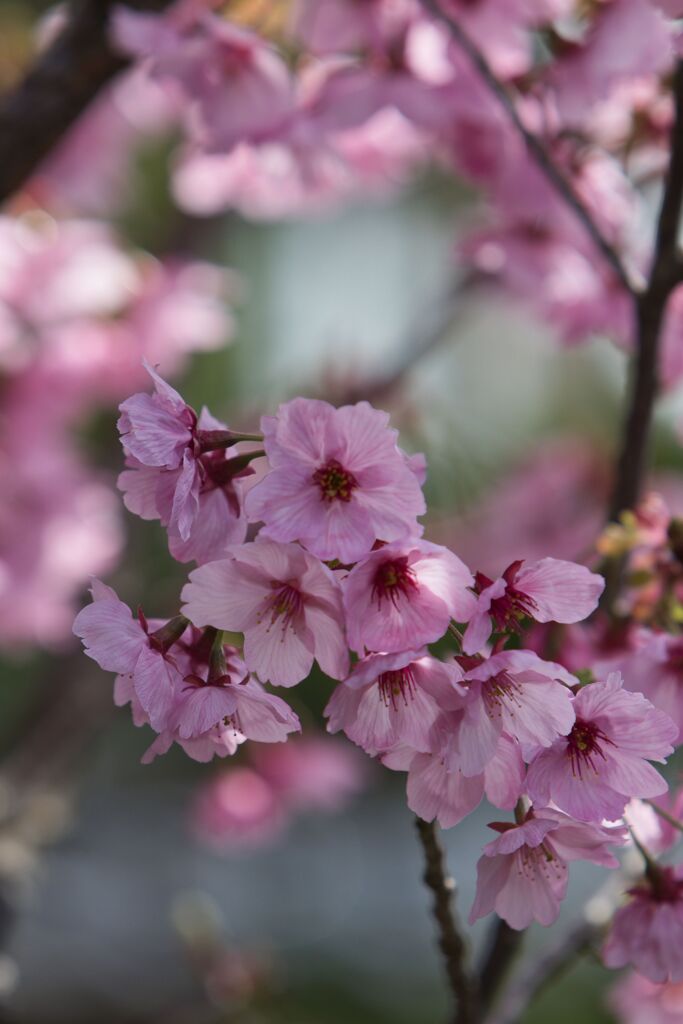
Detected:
[
  {"left": 418, "top": 0, "right": 636, "bottom": 296},
  {"left": 0, "top": 0, "right": 172, "bottom": 204},
  {"left": 609, "top": 60, "right": 683, "bottom": 518},
  {"left": 477, "top": 920, "right": 524, "bottom": 1018},
  {"left": 414, "top": 816, "right": 478, "bottom": 1024},
  {"left": 484, "top": 920, "right": 596, "bottom": 1024}
]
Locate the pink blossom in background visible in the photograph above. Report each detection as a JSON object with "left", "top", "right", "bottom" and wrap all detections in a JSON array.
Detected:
[
  {"left": 343, "top": 540, "right": 474, "bottom": 655},
  {"left": 469, "top": 809, "right": 627, "bottom": 930},
  {"left": 624, "top": 786, "right": 683, "bottom": 854},
  {"left": 189, "top": 735, "right": 367, "bottom": 851},
  {"left": 181, "top": 539, "right": 349, "bottom": 686},
  {"left": 604, "top": 864, "right": 683, "bottom": 983},
  {"left": 610, "top": 970, "right": 683, "bottom": 1024},
  {"left": 191, "top": 767, "right": 287, "bottom": 850},
  {"left": 252, "top": 736, "right": 367, "bottom": 811},
  {"left": 462, "top": 557, "right": 604, "bottom": 655},
  {"left": 546, "top": 0, "right": 673, "bottom": 129},
  {"left": 455, "top": 649, "right": 577, "bottom": 776},
  {"left": 245, "top": 397, "right": 426, "bottom": 563},
  {"left": 432, "top": 440, "right": 608, "bottom": 578},
  {"left": 526, "top": 673, "right": 678, "bottom": 822},
  {"left": 324, "top": 649, "right": 463, "bottom": 756},
  {"left": 113, "top": 8, "right": 295, "bottom": 153},
  {"left": 617, "top": 630, "right": 683, "bottom": 738}
]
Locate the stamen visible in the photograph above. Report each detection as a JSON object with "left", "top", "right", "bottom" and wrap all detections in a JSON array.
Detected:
[
  {"left": 371, "top": 557, "right": 419, "bottom": 609},
  {"left": 312, "top": 458, "right": 359, "bottom": 502},
  {"left": 377, "top": 667, "right": 417, "bottom": 710}
]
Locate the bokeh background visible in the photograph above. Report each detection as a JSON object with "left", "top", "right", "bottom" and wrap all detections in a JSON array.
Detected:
[{"left": 0, "top": 2, "right": 681, "bottom": 1022}]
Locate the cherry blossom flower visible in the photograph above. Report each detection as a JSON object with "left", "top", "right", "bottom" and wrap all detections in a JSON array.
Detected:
[
  {"left": 119, "top": 407, "right": 249, "bottom": 565},
  {"left": 343, "top": 539, "right": 475, "bottom": 655},
  {"left": 73, "top": 579, "right": 186, "bottom": 731},
  {"left": 462, "top": 556, "right": 605, "bottom": 655},
  {"left": 244, "top": 397, "right": 426, "bottom": 563},
  {"left": 454, "top": 649, "right": 577, "bottom": 776},
  {"left": 604, "top": 864, "right": 683, "bottom": 983},
  {"left": 526, "top": 673, "right": 678, "bottom": 822},
  {"left": 181, "top": 539, "right": 349, "bottom": 686},
  {"left": 141, "top": 723, "right": 245, "bottom": 764},
  {"left": 324, "top": 649, "right": 463, "bottom": 756},
  {"left": 469, "top": 809, "right": 627, "bottom": 930}
]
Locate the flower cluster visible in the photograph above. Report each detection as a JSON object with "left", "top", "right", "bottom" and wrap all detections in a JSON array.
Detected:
[{"left": 75, "top": 373, "right": 682, "bottom": 959}]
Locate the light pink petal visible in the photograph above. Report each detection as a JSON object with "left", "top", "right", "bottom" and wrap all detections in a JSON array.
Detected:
[
  {"left": 181, "top": 559, "right": 266, "bottom": 630},
  {"left": 469, "top": 854, "right": 513, "bottom": 924},
  {"left": 243, "top": 616, "right": 314, "bottom": 687},
  {"left": 459, "top": 689, "right": 502, "bottom": 776},
  {"left": 175, "top": 686, "right": 239, "bottom": 739},
  {"left": 304, "top": 603, "right": 349, "bottom": 681},
  {"left": 600, "top": 749, "right": 670, "bottom": 799},
  {"left": 483, "top": 735, "right": 525, "bottom": 810},
  {"left": 516, "top": 558, "right": 604, "bottom": 623},
  {"left": 169, "top": 450, "right": 201, "bottom": 541},
  {"left": 118, "top": 464, "right": 163, "bottom": 521},
  {"left": 73, "top": 591, "right": 146, "bottom": 673},
  {"left": 236, "top": 681, "right": 301, "bottom": 742},
  {"left": 462, "top": 607, "right": 494, "bottom": 656},
  {"left": 407, "top": 753, "right": 485, "bottom": 828},
  {"left": 133, "top": 645, "right": 182, "bottom": 732}
]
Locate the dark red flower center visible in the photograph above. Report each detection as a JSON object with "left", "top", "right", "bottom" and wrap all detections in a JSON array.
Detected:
[
  {"left": 377, "top": 667, "right": 417, "bottom": 709},
  {"left": 312, "top": 458, "right": 358, "bottom": 503},
  {"left": 372, "top": 557, "right": 419, "bottom": 608},
  {"left": 475, "top": 560, "right": 538, "bottom": 635},
  {"left": 566, "top": 717, "right": 613, "bottom": 778},
  {"left": 261, "top": 582, "right": 304, "bottom": 630}
]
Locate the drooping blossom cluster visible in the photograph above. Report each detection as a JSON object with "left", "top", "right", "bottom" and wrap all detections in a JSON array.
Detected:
[
  {"left": 0, "top": 214, "right": 236, "bottom": 647},
  {"left": 74, "top": 373, "right": 682, "bottom": 959}
]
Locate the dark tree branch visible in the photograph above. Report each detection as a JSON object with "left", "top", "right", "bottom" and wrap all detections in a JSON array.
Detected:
[
  {"left": 0, "top": 0, "right": 172, "bottom": 205},
  {"left": 609, "top": 60, "right": 683, "bottom": 518},
  {"left": 477, "top": 920, "right": 524, "bottom": 1018},
  {"left": 414, "top": 817, "right": 478, "bottom": 1024},
  {"left": 418, "top": 0, "right": 636, "bottom": 296}
]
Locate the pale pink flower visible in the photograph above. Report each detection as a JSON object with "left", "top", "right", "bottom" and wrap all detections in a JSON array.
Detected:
[
  {"left": 118, "top": 362, "right": 247, "bottom": 547},
  {"left": 469, "top": 809, "right": 627, "bottom": 930},
  {"left": 462, "top": 557, "right": 605, "bottom": 655},
  {"left": 527, "top": 673, "right": 678, "bottom": 822},
  {"left": 604, "top": 864, "right": 683, "bottom": 983},
  {"left": 455, "top": 650, "right": 577, "bottom": 776},
  {"left": 181, "top": 539, "right": 349, "bottom": 686},
  {"left": 324, "top": 649, "right": 463, "bottom": 756},
  {"left": 190, "top": 767, "right": 286, "bottom": 850},
  {"left": 119, "top": 408, "right": 249, "bottom": 564},
  {"left": 406, "top": 730, "right": 524, "bottom": 829},
  {"left": 73, "top": 579, "right": 185, "bottom": 731},
  {"left": 609, "top": 970, "right": 683, "bottom": 1024},
  {"left": 170, "top": 645, "right": 300, "bottom": 742},
  {"left": 245, "top": 397, "right": 426, "bottom": 563},
  {"left": 343, "top": 540, "right": 475, "bottom": 655}
]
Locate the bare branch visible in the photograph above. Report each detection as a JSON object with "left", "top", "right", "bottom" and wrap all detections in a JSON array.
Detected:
[
  {"left": 609, "top": 60, "right": 683, "bottom": 518},
  {"left": 414, "top": 816, "right": 478, "bottom": 1024},
  {"left": 0, "top": 0, "right": 172, "bottom": 205},
  {"left": 418, "top": 0, "right": 636, "bottom": 296},
  {"left": 477, "top": 920, "right": 524, "bottom": 1018}
]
